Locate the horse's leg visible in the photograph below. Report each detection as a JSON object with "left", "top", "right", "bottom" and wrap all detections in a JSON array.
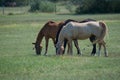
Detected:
[
  {"left": 44, "top": 37, "right": 49, "bottom": 55},
  {"left": 63, "top": 39, "right": 68, "bottom": 54},
  {"left": 102, "top": 41, "right": 108, "bottom": 57},
  {"left": 68, "top": 40, "right": 73, "bottom": 55},
  {"left": 67, "top": 42, "right": 70, "bottom": 54},
  {"left": 52, "top": 38, "right": 56, "bottom": 47},
  {"left": 89, "top": 35, "right": 96, "bottom": 56},
  {"left": 73, "top": 40, "right": 82, "bottom": 55},
  {"left": 98, "top": 43, "right": 102, "bottom": 56}
]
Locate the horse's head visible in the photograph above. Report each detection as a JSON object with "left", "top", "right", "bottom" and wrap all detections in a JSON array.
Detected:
[
  {"left": 32, "top": 42, "right": 42, "bottom": 55},
  {"left": 56, "top": 43, "right": 64, "bottom": 55}
]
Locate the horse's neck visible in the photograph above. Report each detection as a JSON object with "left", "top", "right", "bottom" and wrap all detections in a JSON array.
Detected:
[
  {"left": 58, "top": 33, "right": 65, "bottom": 46},
  {"left": 55, "top": 24, "right": 65, "bottom": 44},
  {"left": 36, "top": 30, "right": 44, "bottom": 45}
]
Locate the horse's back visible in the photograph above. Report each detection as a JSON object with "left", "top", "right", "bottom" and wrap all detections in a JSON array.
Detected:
[
  {"left": 61, "top": 21, "right": 102, "bottom": 40},
  {"left": 71, "top": 21, "right": 99, "bottom": 27},
  {"left": 42, "top": 21, "right": 61, "bottom": 38},
  {"left": 61, "top": 22, "right": 90, "bottom": 39}
]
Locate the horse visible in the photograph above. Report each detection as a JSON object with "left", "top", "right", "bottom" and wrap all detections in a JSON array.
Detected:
[
  {"left": 32, "top": 21, "right": 64, "bottom": 55},
  {"left": 55, "top": 19, "right": 97, "bottom": 55},
  {"left": 56, "top": 21, "right": 108, "bottom": 57}
]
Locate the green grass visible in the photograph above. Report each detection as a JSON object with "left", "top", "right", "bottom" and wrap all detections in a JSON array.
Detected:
[
  {"left": 0, "top": 13, "right": 120, "bottom": 80},
  {"left": 0, "top": 6, "right": 29, "bottom": 15},
  {"left": 0, "top": 13, "right": 120, "bottom": 24}
]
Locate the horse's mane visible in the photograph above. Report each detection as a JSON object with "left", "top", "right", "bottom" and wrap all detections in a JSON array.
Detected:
[
  {"left": 55, "top": 19, "right": 96, "bottom": 44},
  {"left": 79, "top": 18, "right": 96, "bottom": 23}
]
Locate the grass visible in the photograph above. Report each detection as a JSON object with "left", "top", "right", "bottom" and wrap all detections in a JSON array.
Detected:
[
  {"left": 0, "top": 13, "right": 120, "bottom": 80},
  {"left": 0, "top": 6, "right": 29, "bottom": 15}
]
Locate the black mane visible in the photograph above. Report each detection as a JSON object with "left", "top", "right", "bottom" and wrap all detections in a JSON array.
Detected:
[{"left": 79, "top": 18, "right": 96, "bottom": 23}]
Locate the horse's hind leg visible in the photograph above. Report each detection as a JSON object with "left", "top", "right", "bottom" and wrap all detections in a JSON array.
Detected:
[
  {"left": 90, "top": 44, "right": 96, "bottom": 56},
  {"left": 73, "top": 40, "right": 82, "bottom": 55},
  {"left": 102, "top": 41, "right": 108, "bottom": 57},
  {"left": 98, "top": 43, "right": 102, "bottom": 56},
  {"left": 89, "top": 35, "right": 96, "bottom": 56},
  {"left": 98, "top": 40, "right": 108, "bottom": 57}
]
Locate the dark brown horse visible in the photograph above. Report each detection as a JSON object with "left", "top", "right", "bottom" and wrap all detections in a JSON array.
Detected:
[{"left": 32, "top": 21, "right": 64, "bottom": 55}]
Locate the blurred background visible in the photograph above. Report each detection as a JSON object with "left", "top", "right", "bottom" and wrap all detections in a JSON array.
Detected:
[{"left": 0, "top": 0, "right": 120, "bottom": 15}]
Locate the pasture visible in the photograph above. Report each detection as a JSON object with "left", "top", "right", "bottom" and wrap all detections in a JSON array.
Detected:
[{"left": 0, "top": 13, "right": 120, "bottom": 80}]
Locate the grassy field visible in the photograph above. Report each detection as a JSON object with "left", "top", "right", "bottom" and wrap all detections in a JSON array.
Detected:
[{"left": 0, "top": 13, "right": 120, "bottom": 80}]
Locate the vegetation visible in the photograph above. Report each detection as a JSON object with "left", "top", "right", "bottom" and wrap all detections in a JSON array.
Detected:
[
  {"left": 29, "top": 0, "right": 55, "bottom": 12},
  {"left": 0, "top": 0, "right": 120, "bottom": 13},
  {"left": 0, "top": 13, "right": 120, "bottom": 80},
  {"left": 76, "top": 0, "right": 120, "bottom": 14},
  {"left": 0, "top": 0, "right": 29, "bottom": 6}
]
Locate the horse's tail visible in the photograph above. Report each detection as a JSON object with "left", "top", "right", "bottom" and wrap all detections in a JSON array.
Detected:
[
  {"left": 93, "top": 21, "right": 108, "bottom": 44},
  {"left": 99, "top": 21, "right": 108, "bottom": 42}
]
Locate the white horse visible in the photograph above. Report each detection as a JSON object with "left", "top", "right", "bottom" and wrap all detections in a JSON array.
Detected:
[{"left": 56, "top": 21, "right": 108, "bottom": 57}]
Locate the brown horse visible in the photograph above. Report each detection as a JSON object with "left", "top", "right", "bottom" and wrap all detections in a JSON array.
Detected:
[{"left": 32, "top": 21, "right": 64, "bottom": 55}]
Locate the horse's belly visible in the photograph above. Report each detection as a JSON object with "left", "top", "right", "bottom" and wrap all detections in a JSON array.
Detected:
[
  {"left": 72, "top": 29, "right": 91, "bottom": 40},
  {"left": 71, "top": 32, "right": 90, "bottom": 40},
  {"left": 78, "top": 34, "right": 90, "bottom": 40}
]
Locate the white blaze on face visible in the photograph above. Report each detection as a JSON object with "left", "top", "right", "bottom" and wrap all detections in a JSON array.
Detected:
[
  {"left": 60, "top": 46, "right": 64, "bottom": 54},
  {"left": 56, "top": 42, "right": 64, "bottom": 55}
]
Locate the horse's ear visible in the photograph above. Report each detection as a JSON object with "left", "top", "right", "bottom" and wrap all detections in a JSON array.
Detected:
[{"left": 32, "top": 43, "right": 36, "bottom": 45}]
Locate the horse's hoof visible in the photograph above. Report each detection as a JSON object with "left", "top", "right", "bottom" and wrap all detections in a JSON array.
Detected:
[
  {"left": 91, "top": 53, "right": 96, "bottom": 56},
  {"left": 105, "top": 55, "right": 108, "bottom": 57},
  {"left": 105, "top": 51, "right": 108, "bottom": 57},
  {"left": 36, "top": 54, "right": 41, "bottom": 56},
  {"left": 78, "top": 54, "right": 82, "bottom": 56},
  {"left": 44, "top": 54, "right": 47, "bottom": 56}
]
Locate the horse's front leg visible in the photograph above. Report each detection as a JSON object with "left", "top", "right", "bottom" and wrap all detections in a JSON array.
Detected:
[
  {"left": 44, "top": 37, "right": 49, "bottom": 55},
  {"left": 52, "top": 38, "right": 56, "bottom": 47},
  {"left": 73, "top": 40, "right": 82, "bottom": 55},
  {"left": 63, "top": 39, "right": 68, "bottom": 54},
  {"left": 68, "top": 40, "right": 73, "bottom": 55}
]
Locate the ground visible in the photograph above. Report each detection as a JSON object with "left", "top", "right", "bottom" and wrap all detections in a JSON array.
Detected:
[{"left": 0, "top": 13, "right": 120, "bottom": 80}]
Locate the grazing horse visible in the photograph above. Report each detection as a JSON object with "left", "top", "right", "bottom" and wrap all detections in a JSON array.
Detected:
[
  {"left": 32, "top": 21, "right": 64, "bottom": 55},
  {"left": 56, "top": 19, "right": 97, "bottom": 55},
  {"left": 56, "top": 21, "right": 108, "bottom": 57}
]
